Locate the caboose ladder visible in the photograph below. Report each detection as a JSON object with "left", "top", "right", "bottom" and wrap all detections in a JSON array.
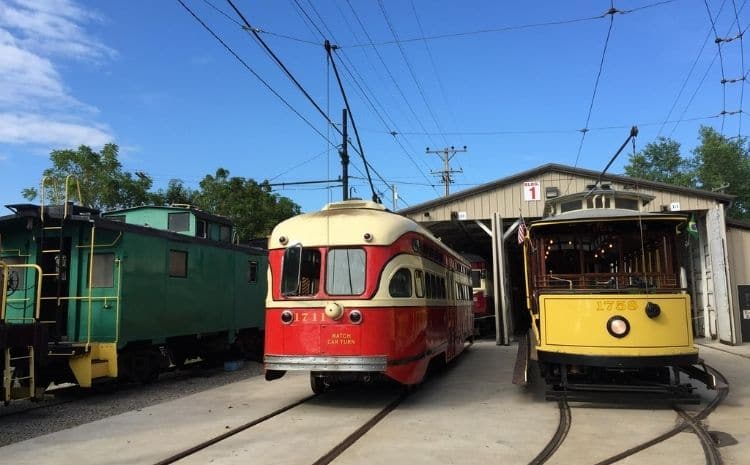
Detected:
[{"left": 2, "top": 346, "right": 36, "bottom": 403}]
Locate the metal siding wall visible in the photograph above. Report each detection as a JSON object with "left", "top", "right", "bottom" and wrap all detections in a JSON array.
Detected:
[
  {"left": 727, "top": 226, "right": 750, "bottom": 343},
  {"left": 404, "top": 169, "right": 724, "bottom": 221}
]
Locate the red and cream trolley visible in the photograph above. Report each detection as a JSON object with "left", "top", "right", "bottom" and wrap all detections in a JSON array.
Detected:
[{"left": 263, "top": 200, "right": 474, "bottom": 392}]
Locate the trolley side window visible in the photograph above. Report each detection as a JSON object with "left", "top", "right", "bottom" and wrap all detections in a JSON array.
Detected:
[
  {"left": 90, "top": 253, "right": 115, "bottom": 288},
  {"left": 389, "top": 268, "right": 413, "bottom": 298},
  {"left": 414, "top": 270, "right": 425, "bottom": 298},
  {"left": 326, "top": 248, "right": 365, "bottom": 295},
  {"left": 281, "top": 245, "right": 321, "bottom": 296},
  {"left": 471, "top": 270, "right": 481, "bottom": 288}
]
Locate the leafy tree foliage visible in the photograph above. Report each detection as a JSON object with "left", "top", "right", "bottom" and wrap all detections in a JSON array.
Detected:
[
  {"left": 149, "top": 179, "right": 197, "bottom": 206},
  {"left": 692, "top": 126, "right": 750, "bottom": 219},
  {"left": 624, "top": 137, "right": 694, "bottom": 187},
  {"left": 624, "top": 126, "right": 750, "bottom": 219},
  {"left": 193, "top": 168, "right": 301, "bottom": 240},
  {"left": 24, "top": 146, "right": 302, "bottom": 240},
  {"left": 22, "top": 144, "right": 152, "bottom": 211}
]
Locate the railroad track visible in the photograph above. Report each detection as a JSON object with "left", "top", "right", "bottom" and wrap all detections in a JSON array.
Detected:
[
  {"left": 153, "top": 389, "right": 409, "bottom": 465},
  {"left": 529, "top": 364, "right": 729, "bottom": 465},
  {"left": 528, "top": 398, "right": 571, "bottom": 465}
]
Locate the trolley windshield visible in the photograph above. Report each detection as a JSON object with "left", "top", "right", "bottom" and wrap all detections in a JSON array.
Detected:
[{"left": 528, "top": 218, "right": 684, "bottom": 292}]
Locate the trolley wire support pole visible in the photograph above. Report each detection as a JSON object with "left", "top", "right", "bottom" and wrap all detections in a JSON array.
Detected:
[
  {"left": 426, "top": 146, "right": 467, "bottom": 197},
  {"left": 324, "top": 39, "right": 380, "bottom": 204},
  {"left": 340, "top": 108, "right": 349, "bottom": 201}
]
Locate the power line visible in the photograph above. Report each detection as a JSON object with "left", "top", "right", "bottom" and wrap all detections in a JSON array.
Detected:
[
  {"left": 704, "top": 0, "right": 730, "bottom": 132},
  {"left": 668, "top": 0, "right": 748, "bottom": 137},
  {"left": 290, "top": 0, "right": 438, "bottom": 195},
  {"left": 377, "top": 0, "right": 449, "bottom": 147},
  {"left": 380, "top": 111, "right": 731, "bottom": 137},
  {"left": 345, "top": 0, "right": 441, "bottom": 149},
  {"left": 343, "top": 0, "right": 679, "bottom": 48},
  {"left": 409, "top": 0, "right": 464, "bottom": 149},
  {"left": 572, "top": 5, "right": 617, "bottom": 171},
  {"left": 174, "top": 0, "right": 333, "bottom": 145},
  {"left": 730, "top": 0, "right": 746, "bottom": 138}
]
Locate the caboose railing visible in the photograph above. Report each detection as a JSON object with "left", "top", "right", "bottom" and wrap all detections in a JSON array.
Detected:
[{"left": 1, "top": 264, "right": 43, "bottom": 322}]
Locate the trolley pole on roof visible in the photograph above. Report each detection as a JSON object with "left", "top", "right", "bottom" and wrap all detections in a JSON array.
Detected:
[
  {"left": 340, "top": 108, "right": 349, "bottom": 201},
  {"left": 426, "top": 146, "right": 467, "bottom": 197}
]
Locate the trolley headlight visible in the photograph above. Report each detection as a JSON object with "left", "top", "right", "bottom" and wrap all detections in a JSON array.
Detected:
[
  {"left": 349, "top": 309, "right": 363, "bottom": 324},
  {"left": 607, "top": 315, "right": 630, "bottom": 338},
  {"left": 280, "top": 310, "right": 293, "bottom": 324},
  {"left": 325, "top": 302, "right": 344, "bottom": 320}
]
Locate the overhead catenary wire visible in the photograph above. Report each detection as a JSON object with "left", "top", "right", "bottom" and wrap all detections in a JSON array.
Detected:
[
  {"left": 291, "top": 0, "right": 439, "bottom": 195},
  {"left": 704, "top": 0, "right": 730, "bottom": 132},
  {"left": 343, "top": 0, "right": 679, "bottom": 48},
  {"left": 668, "top": 0, "right": 748, "bottom": 137},
  {"left": 571, "top": 4, "right": 617, "bottom": 173},
  {"left": 377, "top": 0, "right": 449, "bottom": 147},
  {"left": 174, "top": 0, "right": 334, "bottom": 146},
  {"left": 344, "top": 0, "right": 442, "bottom": 150},
  {"left": 224, "top": 0, "right": 407, "bottom": 205}
]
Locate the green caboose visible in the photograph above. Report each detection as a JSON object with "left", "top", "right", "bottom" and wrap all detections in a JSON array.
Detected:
[{"left": 0, "top": 203, "right": 266, "bottom": 393}]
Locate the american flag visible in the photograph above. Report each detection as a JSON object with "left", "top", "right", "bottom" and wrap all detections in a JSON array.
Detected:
[{"left": 518, "top": 220, "right": 527, "bottom": 245}]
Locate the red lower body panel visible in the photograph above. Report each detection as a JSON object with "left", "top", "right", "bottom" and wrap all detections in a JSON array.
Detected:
[{"left": 264, "top": 304, "right": 472, "bottom": 385}]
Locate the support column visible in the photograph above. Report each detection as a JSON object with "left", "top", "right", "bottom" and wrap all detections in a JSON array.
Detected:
[{"left": 491, "top": 213, "right": 510, "bottom": 346}]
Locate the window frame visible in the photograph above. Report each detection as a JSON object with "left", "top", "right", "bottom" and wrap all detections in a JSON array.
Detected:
[
  {"left": 90, "top": 253, "right": 115, "bottom": 288},
  {"left": 168, "top": 212, "right": 190, "bottom": 232},
  {"left": 168, "top": 249, "right": 188, "bottom": 278}
]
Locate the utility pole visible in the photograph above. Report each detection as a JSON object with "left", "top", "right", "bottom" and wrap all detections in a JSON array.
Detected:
[
  {"left": 426, "top": 145, "right": 467, "bottom": 196},
  {"left": 340, "top": 108, "right": 349, "bottom": 201}
]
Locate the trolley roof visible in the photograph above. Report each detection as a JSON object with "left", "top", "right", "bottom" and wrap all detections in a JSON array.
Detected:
[{"left": 268, "top": 200, "right": 458, "bottom": 254}]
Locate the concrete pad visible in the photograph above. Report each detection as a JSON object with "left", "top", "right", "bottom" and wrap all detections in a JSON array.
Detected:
[
  {"left": 333, "top": 342, "right": 558, "bottom": 465},
  {"left": 0, "top": 372, "right": 313, "bottom": 465}
]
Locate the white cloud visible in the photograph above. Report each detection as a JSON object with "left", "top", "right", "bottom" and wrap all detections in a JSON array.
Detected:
[
  {"left": 0, "top": 1, "right": 115, "bottom": 148},
  {"left": 0, "top": 113, "right": 112, "bottom": 147},
  {"left": 0, "top": 0, "right": 115, "bottom": 61}
]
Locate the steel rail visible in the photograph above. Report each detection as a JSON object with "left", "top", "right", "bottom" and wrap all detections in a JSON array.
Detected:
[
  {"left": 594, "top": 365, "right": 728, "bottom": 465},
  {"left": 528, "top": 398, "right": 571, "bottom": 465}
]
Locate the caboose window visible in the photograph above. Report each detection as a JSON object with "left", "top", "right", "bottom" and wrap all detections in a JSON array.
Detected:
[
  {"left": 247, "top": 260, "right": 258, "bottom": 283},
  {"left": 389, "top": 268, "right": 412, "bottom": 298},
  {"left": 169, "top": 250, "right": 188, "bottom": 278},
  {"left": 168, "top": 212, "right": 190, "bottom": 232},
  {"left": 90, "top": 253, "right": 115, "bottom": 288},
  {"left": 326, "top": 248, "right": 365, "bottom": 295}
]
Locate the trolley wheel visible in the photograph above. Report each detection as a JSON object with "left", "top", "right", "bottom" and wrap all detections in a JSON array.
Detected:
[{"left": 310, "top": 373, "right": 331, "bottom": 394}]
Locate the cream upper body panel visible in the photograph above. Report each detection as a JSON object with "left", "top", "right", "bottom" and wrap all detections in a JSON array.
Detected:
[{"left": 269, "top": 200, "right": 450, "bottom": 251}]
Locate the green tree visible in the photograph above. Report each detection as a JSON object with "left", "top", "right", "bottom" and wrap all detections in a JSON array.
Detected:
[
  {"left": 194, "top": 168, "right": 301, "bottom": 240},
  {"left": 692, "top": 126, "right": 750, "bottom": 219},
  {"left": 624, "top": 137, "right": 695, "bottom": 187},
  {"left": 149, "top": 179, "right": 198, "bottom": 206},
  {"left": 22, "top": 144, "right": 152, "bottom": 211}
]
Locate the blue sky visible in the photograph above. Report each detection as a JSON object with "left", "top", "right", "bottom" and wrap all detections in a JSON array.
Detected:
[{"left": 0, "top": 0, "right": 746, "bottom": 213}]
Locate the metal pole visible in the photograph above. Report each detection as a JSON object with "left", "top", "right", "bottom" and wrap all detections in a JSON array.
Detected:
[{"left": 341, "top": 108, "right": 349, "bottom": 201}]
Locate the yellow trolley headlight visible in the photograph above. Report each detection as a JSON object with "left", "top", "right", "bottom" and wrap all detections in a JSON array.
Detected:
[{"left": 607, "top": 315, "right": 630, "bottom": 338}]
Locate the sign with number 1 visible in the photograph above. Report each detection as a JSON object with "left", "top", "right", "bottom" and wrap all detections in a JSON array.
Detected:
[{"left": 523, "top": 181, "right": 540, "bottom": 201}]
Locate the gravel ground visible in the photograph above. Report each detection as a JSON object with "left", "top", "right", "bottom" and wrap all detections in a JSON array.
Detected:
[{"left": 0, "top": 361, "right": 264, "bottom": 447}]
